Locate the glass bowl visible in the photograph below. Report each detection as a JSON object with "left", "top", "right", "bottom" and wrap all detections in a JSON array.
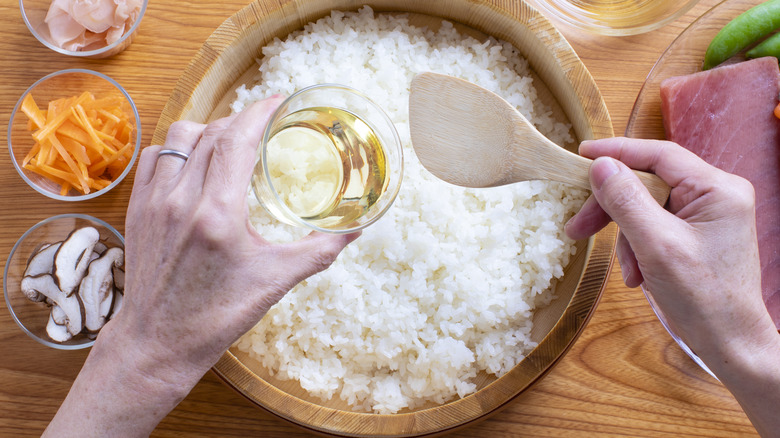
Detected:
[
  {"left": 531, "top": 0, "right": 700, "bottom": 36},
  {"left": 626, "top": 0, "right": 767, "bottom": 379},
  {"left": 4, "top": 214, "right": 125, "bottom": 350},
  {"left": 252, "top": 84, "right": 404, "bottom": 234},
  {"left": 8, "top": 68, "right": 141, "bottom": 201},
  {"left": 20, "top": 0, "right": 147, "bottom": 58}
]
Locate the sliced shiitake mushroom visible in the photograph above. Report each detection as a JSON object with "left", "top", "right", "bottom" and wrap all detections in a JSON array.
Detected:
[
  {"left": 79, "top": 247, "right": 124, "bottom": 332},
  {"left": 21, "top": 275, "right": 83, "bottom": 337},
  {"left": 46, "top": 312, "right": 72, "bottom": 342},
  {"left": 51, "top": 305, "right": 67, "bottom": 325},
  {"left": 26, "top": 242, "right": 51, "bottom": 264},
  {"left": 22, "top": 226, "right": 126, "bottom": 343},
  {"left": 22, "top": 242, "right": 62, "bottom": 301},
  {"left": 25, "top": 242, "right": 61, "bottom": 276},
  {"left": 54, "top": 227, "right": 100, "bottom": 296},
  {"left": 93, "top": 241, "right": 108, "bottom": 256},
  {"left": 110, "top": 289, "right": 124, "bottom": 319},
  {"left": 112, "top": 265, "right": 124, "bottom": 291}
]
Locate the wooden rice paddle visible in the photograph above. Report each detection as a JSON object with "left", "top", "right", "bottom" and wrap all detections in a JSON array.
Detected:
[{"left": 408, "top": 72, "right": 671, "bottom": 204}]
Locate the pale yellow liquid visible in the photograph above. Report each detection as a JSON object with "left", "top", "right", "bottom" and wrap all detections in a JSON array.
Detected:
[
  {"left": 259, "top": 107, "right": 388, "bottom": 227},
  {"left": 547, "top": 0, "right": 683, "bottom": 29}
]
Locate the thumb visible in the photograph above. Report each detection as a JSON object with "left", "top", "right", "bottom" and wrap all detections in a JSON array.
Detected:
[{"left": 589, "top": 157, "right": 670, "bottom": 245}]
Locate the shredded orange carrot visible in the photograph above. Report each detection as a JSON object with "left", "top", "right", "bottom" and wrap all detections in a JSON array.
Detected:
[
  {"left": 47, "top": 134, "right": 89, "bottom": 194},
  {"left": 775, "top": 101, "right": 780, "bottom": 120},
  {"left": 20, "top": 92, "right": 135, "bottom": 195},
  {"left": 60, "top": 182, "right": 71, "bottom": 197},
  {"left": 21, "top": 142, "right": 41, "bottom": 167},
  {"left": 33, "top": 92, "right": 90, "bottom": 143},
  {"left": 59, "top": 136, "right": 91, "bottom": 165},
  {"left": 21, "top": 94, "right": 46, "bottom": 130}
]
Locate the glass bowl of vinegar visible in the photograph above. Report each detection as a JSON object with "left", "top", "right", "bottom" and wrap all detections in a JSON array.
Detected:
[
  {"left": 532, "top": 0, "right": 700, "bottom": 36},
  {"left": 253, "top": 84, "right": 403, "bottom": 234}
]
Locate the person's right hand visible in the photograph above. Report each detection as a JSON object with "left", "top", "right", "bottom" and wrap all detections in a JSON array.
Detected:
[
  {"left": 564, "top": 137, "right": 776, "bottom": 366},
  {"left": 564, "top": 137, "right": 780, "bottom": 437}
]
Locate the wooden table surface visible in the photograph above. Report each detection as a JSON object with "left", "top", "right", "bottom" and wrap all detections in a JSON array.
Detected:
[{"left": 0, "top": 0, "right": 759, "bottom": 436}]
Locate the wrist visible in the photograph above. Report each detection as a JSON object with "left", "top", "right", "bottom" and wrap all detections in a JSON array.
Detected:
[
  {"left": 43, "top": 317, "right": 206, "bottom": 437},
  {"left": 695, "top": 309, "right": 780, "bottom": 374},
  {"left": 700, "top": 325, "right": 780, "bottom": 437},
  {"left": 95, "top": 315, "right": 206, "bottom": 400},
  {"left": 697, "top": 312, "right": 780, "bottom": 394}
]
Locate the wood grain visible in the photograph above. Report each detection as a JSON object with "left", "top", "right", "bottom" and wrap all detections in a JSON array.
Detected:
[{"left": 0, "top": 0, "right": 757, "bottom": 436}]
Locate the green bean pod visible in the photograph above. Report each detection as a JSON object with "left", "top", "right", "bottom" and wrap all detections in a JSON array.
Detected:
[
  {"left": 746, "top": 31, "right": 780, "bottom": 59},
  {"left": 703, "top": 0, "right": 780, "bottom": 70}
]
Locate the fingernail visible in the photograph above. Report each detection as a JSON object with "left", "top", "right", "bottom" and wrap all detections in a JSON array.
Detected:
[{"left": 591, "top": 157, "right": 620, "bottom": 190}]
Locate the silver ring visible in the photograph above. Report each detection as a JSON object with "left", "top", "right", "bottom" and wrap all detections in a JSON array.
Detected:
[{"left": 158, "top": 149, "right": 190, "bottom": 161}]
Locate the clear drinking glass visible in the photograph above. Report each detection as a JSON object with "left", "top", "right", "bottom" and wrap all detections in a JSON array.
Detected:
[
  {"left": 532, "top": 0, "right": 700, "bottom": 36},
  {"left": 252, "top": 84, "right": 404, "bottom": 234}
]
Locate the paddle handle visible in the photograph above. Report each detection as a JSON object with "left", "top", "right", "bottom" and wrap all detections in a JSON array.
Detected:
[
  {"left": 633, "top": 169, "right": 671, "bottom": 205},
  {"left": 544, "top": 148, "right": 671, "bottom": 205}
]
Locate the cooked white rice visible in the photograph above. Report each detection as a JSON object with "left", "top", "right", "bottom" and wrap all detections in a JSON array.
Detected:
[{"left": 232, "top": 7, "right": 587, "bottom": 414}]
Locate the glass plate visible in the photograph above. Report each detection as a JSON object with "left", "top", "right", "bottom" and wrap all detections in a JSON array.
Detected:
[{"left": 625, "top": 0, "right": 766, "bottom": 379}]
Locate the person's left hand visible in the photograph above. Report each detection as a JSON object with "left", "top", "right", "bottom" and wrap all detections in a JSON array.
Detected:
[
  {"left": 117, "top": 96, "right": 360, "bottom": 380},
  {"left": 44, "top": 96, "right": 359, "bottom": 438}
]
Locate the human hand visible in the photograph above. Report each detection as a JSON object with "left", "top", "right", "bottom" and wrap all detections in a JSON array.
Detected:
[
  {"left": 43, "top": 97, "right": 359, "bottom": 437},
  {"left": 564, "top": 138, "right": 774, "bottom": 362},
  {"left": 564, "top": 137, "right": 780, "bottom": 436},
  {"left": 117, "top": 97, "right": 360, "bottom": 378}
]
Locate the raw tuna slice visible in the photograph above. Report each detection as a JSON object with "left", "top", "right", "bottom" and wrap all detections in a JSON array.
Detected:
[{"left": 660, "top": 56, "right": 780, "bottom": 330}]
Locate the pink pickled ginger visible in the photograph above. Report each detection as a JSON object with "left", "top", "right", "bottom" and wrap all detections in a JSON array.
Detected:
[{"left": 44, "top": 0, "right": 142, "bottom": 52}]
